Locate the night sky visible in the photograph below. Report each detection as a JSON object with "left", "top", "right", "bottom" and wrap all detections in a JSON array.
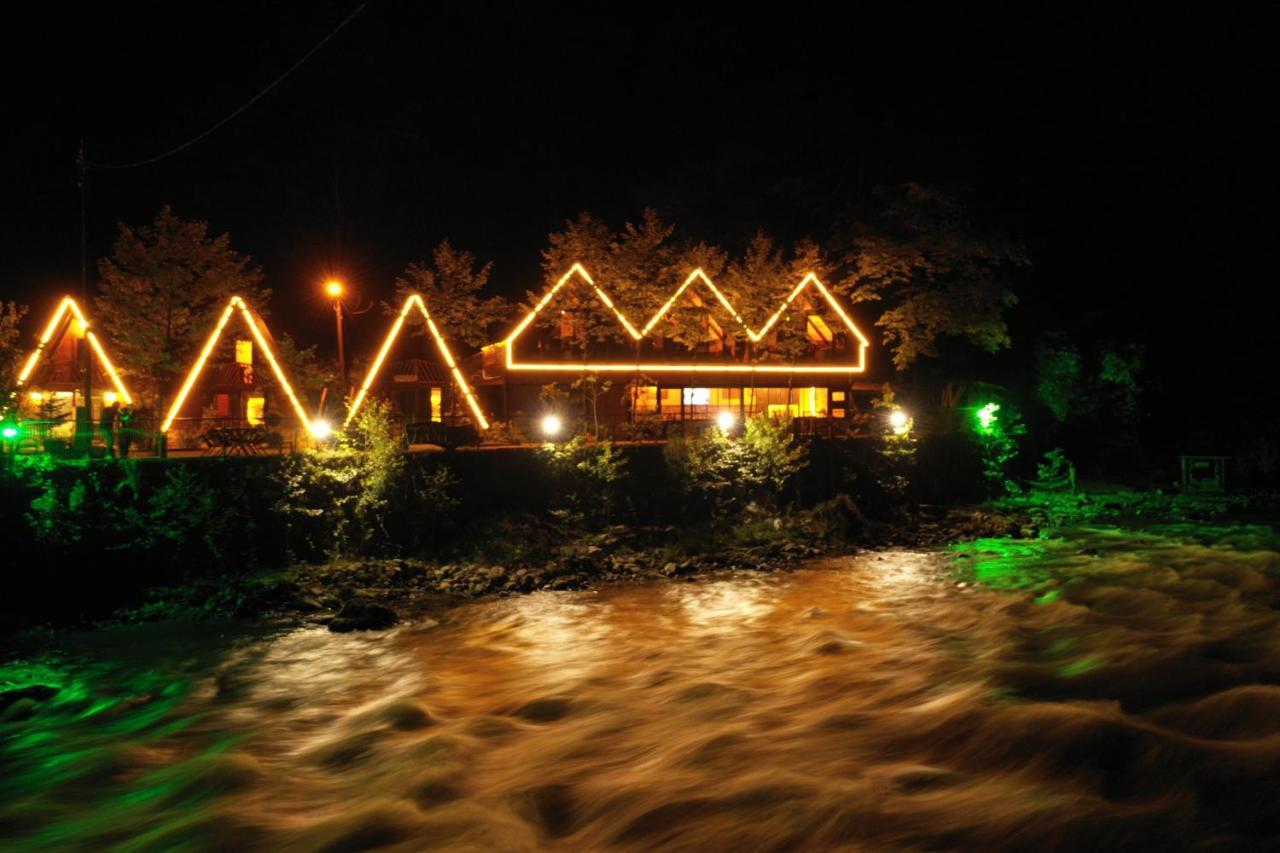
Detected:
[{"left": 3, "top": 4, "right": 1274, "bottom": 440}]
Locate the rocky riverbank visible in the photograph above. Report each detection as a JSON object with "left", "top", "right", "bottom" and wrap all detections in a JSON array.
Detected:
[{"left": 25, "top": 489, "right": 1274, "bottom": 635}]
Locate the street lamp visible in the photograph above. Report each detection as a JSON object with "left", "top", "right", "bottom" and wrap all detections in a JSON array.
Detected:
[
  {"left": 541, "top": 414, "right": 562, "bottom": 438},
  {"left": 716, "top": 410, "right": 736, "bottom": 432},
  {"left": 326, "top": 280, "right": 346, "bottom": 401}
]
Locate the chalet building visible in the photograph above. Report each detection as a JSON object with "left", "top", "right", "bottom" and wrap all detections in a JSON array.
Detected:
[
  {"left": 464, "top": 269, "right": 881, "bottom": 434},
  {"left": 374, "top": 357, "right": 465, "bottom": 423},
  {"left": 169, "top": 338, "right": 287, "bottom": 427},
  {"left": 16, "top": 324, "right": 121, "bottom": 428}
]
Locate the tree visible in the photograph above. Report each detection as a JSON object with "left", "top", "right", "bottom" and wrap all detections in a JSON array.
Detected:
[
  {"left": 0, "top": 301, "right": 29, "bottom": 404},
  {"left": 95, "top": 206, "right": 269, "bottom": 410},
  {"left": 834, "top": 183, "right": 1028, "bottom": 370},
  {"left": 537, "top": 210, "right": 680, "bottom": 356},
  {"left": 390, "top": 240, "right": 508, "bottom": 348}
]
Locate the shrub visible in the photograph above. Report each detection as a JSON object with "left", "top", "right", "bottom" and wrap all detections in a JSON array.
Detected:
[
  {"left": 539, "top": 435, "right": 628, "bottom": 528},
  {"left": 664, "top": 415, "right": 808, "bottom": 520}
]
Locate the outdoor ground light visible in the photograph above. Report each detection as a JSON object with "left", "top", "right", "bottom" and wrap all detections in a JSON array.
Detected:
[
  {"left": 1, "top": 425, "right": 18, "bottom": 439},
  {"left": 717, "top": 410, "right": 737, "bottom": 432},
  {"left": 541, "top": 414, "right": 563, "bottom": 438},
  {"left": 977, "top": 402, "right": 1000, "bottom": 431},
  {"left": 311, "top": 419, "right": 334, "bottom": 439},
  {"left": 889, "top": 408, "right": 910, "bottom": 435}
]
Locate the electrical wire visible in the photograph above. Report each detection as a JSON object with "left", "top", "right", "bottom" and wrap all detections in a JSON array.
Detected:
[{"left": 90, "top": 2, "right": 369, "bottom": 170}]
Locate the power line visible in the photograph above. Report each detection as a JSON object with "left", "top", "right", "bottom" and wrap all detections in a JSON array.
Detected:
[{"left": 90, "top": 2, "right": 369, "bottom": 170}]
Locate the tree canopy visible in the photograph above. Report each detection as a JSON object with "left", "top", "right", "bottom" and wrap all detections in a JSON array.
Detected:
[
  {"left": 833, "top": 183, "right": 1028, "bottom": 370},
  {"left": 95, "top": 206, "right": 269, "bottom": 410},
  {"left": 391, "top": 240, "right": 509, "bottom": 349}
]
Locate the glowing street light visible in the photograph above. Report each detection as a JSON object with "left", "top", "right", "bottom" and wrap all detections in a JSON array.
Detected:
[
  {"left": 888, "top": 408, "right": 910, "bottom": 435},
  {"left": 1, "top": 425, "right": 18, "bottom": 440},
  {"left": 541, "top": 414, "right": 562, "bottom": 438},
  {"left": 325, "top": 280, "right": 344, "bottom": 299},
  {"left": 312, "top": 419, "right": 334, "bottom": 440},
  {"left": 716, "top": 410, "right": 737, "bottom": 432}
]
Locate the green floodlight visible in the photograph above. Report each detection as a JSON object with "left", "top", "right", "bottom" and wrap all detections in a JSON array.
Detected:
[
  {"left": 976, "top": 402, "right": 1000, "bottom": 431},
  {"left": 1, "top": 425, "right": 18, "bottom": 439}
]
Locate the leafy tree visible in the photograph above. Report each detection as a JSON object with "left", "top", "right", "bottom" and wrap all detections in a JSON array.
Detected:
[
  {"left": 95, "top": 206, "right": 270, "bottom": 410},
  {"left": 272, "top": 333, "right": 331, "bottom": 412},
  {"left": 0, "top": 301, "right": 29, "bottom": 405},
  {"left": 834, "top": 183, "right": 1028, "bottom": 370},
  {"left": 537, "top": 210, "right": 680, "bottom": 356},
  {"left": 390, "top": 240, "right": 508, "bottom": 348}
]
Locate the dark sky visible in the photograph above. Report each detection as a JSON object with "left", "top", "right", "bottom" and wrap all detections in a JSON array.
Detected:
[{"left": 3, "top": 3, "right": 1274, "bottom": 418}]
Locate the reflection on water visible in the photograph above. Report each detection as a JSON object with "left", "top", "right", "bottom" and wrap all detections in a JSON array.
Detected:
[{"left": 4, "top": 527, "right": 1280, "bottom": 850}]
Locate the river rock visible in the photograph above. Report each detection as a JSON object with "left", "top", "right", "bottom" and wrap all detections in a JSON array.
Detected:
[{"left": 328, "top": 599, "right": 398, "bottom": 632}]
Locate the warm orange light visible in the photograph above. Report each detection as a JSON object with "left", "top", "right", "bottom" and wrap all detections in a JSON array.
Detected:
[
  {"left": 160, "top": 297, "right": 317, "bottom": 434},
  {"left": 325, "top": 280, "right": 344, "bottom": 298},
  {"left": 16, "top": 296, "right": 134, "bottom": 405},
  {"left": 345, "top": 293, "right": 490, "bottom": 430},
  {"left": 503, "top": 265, "right": 870, "bottom": 374}
]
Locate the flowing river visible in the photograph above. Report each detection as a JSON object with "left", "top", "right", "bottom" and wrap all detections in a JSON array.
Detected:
[{"left": 3, "top": 525, "right": 1280, "bottom": 851}]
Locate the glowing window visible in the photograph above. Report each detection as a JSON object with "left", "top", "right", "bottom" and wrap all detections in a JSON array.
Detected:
[
  {"left": 430, "top": 387, "right": 442, "bottom": 422},
  {"left": 246, "top": 395, "right": 265, "bottom": 425},
  {"left": 807, "top": 315, "right": 834, "bottom": 344},
  {"left": 660, "top": 388, "right": 681, "bottom": 413},
  {"left": 215, "top": 393, "right": 231, "bottom": 418},
  {"left": 683, "top": 388, "right": 710, "bottom": 406},
  {"left": 634, "top": 385, "right": 659, "bottom": 413},
  {"left": 235, "top": 340, "right": 253, "bottom": 365}
]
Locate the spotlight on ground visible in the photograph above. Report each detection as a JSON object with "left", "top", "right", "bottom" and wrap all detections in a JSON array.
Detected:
[
  {"left": 541, "top": 414, "right": 562, "bottom": 438},
  {"left": 889, "top": 408, "right": 910, "bottom": 435},
  {"left": 976, "top": 402, "right": 1000, "bottom": 431},
  {"left": 716, "top": 410, "right": 736, "bottom": 432}
]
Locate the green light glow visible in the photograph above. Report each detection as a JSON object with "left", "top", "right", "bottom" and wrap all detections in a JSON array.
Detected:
[
  {"left": 976, "top": 402, "right": 1000, "bottom": 431},
  {"left": 1, "top": 426, "right": 18, "bottom": 439}
]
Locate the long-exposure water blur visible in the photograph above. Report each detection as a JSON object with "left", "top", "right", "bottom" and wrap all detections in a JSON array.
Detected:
[{"left": 4, "top": 524, "right": 1279, "bottom": 851}]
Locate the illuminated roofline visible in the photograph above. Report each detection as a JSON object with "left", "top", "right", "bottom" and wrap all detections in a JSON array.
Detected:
[
  {"left": 16, "top": 296, "right": 134, "bottom": 405},
  {"left": 345, "top": 293, "right": 490, "bottom": 430},
  {"left": 159, "top": 296, "right": 316, "bottom": 434},
  {"left": 503, "top": 265, "right": 869, "bottom": 374}
]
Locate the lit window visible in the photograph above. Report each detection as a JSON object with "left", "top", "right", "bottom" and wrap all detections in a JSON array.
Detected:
[
  {"left": 235, "top": 340, "right": 253, "bottom": 365},
  {"left": 806, "top": 315, "right": 834, "bottom": 345},
  {"left": 633, "top": 385, "right": 659, "bottom": 413},
  {"left": 683, "top": 387, "right": 710, "bottom": 406},
  {"left": 246, "top": 396, "right": 265, "bottom": 425},
  {"left": 431, "top": 387, "right": 442, "bottom": 422}
]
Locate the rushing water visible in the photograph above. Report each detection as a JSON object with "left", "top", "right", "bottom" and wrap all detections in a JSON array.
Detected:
[{"left": 4, "top": 525, "right": 1280, "bottom": 851}]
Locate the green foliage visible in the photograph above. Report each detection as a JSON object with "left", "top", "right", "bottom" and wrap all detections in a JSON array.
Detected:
[
  {"left": 834, "top": 183, "right": 1028, "bottom": 370},
  {"left": 664, "top": 415, "right": 808, "bottom": 519},
  {"left": 974, "top": 401, "right": 1026, "bottom": 496},
  {"left": 275, "top": 399, "right": 456, "bottom": 559},
  {"left": 0, "top": 300, "right": 29, "bottom": 402},
  {"left": 95, "top": 206, "right": 269, "bottom": 409},
  {"left": 871, "top": 386, "right": 917, "bottom": 505},
  {"left": 540, "top": 435, "right": 628, "bottom": 528},
  {"left": 1036, "top": 448, "right": 1072, "bottom": 483},
  {"left": 391, "top": 240, "right": 509, "bottom": 348},
  {"left": 25, "top": 459, "right": 145, "bottom": 554},
  {"left": 1035, "top": 343, "right": 1083, "bottom": 422}
]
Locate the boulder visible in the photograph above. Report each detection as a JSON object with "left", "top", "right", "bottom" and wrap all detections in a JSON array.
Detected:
[{"left": 328, "top": 599, "right": 398, "bottom": 632}]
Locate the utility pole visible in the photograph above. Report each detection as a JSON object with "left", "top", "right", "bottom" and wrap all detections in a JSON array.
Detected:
[
  {"left": 334, "top": 297, "right": 346, "bottom": 398},
  {"left": 77, "top": 140, "right": 93, "bottom": 451}
]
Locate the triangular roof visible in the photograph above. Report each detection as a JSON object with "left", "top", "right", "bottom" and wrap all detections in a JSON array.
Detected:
[
  {"left": 16, "top": 296, "right": 134, "bottom": 404},
  {"left": 160, "top": 296, "right": 315, "bottom": 434},
  {"left": 346, "top": 293, "right": 489, "bottom": 429},
  {"left": 503, "top": 264, "right": 870, "bottom": 374}
]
